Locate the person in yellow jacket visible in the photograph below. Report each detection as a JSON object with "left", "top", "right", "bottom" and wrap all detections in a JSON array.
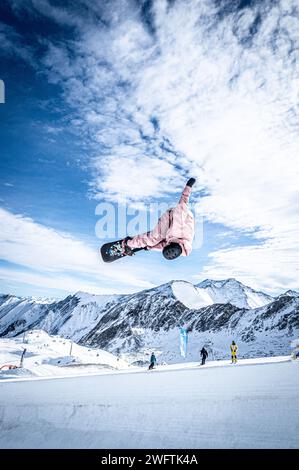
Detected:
[{"left": 230, "top": 341, "right": 238, "bottom": 364}]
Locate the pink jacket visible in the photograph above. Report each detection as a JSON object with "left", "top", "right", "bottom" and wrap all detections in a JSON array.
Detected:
[{"left": 127, "top": 185, "right": 195, "bottom": 256}]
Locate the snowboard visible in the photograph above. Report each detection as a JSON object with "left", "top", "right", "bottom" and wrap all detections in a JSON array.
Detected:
[{"left": 100, "top": 239, "right": 144, "bottom": 263}]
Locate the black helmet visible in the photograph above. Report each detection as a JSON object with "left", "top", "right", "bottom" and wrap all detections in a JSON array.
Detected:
[{"left": 162, "top": 242, "right": 182, "bottom": 260}]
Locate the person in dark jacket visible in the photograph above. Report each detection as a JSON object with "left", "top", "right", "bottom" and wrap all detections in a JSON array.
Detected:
[
  {"left": 200, "top": 347, "right": 208, "bottom": 365},
  {"left": 148, "top": 352, "right": 157, "bottom": 370}
]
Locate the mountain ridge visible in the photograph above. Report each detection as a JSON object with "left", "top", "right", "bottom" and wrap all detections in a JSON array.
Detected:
[{"left": 0, "top": 279, "right": 298, "bottom": 363}]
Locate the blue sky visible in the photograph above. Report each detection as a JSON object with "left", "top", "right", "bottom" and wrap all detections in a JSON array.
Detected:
[{"left": 0, "top": 0, "right": 298, "bottom": 298}]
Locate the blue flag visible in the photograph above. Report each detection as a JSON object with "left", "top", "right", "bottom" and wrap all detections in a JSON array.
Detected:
[{"left": 180, "top": 327, "right": 188, "bottom": 358}]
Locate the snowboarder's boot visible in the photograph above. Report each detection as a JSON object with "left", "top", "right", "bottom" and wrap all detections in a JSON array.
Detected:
[{"left": 121, "top": 236, "right": 134, "bottom": 256}]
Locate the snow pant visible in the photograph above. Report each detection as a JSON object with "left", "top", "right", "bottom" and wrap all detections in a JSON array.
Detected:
[
  {"left": 231, "top": 355, "right": 237, "bottom": 364},
  {"left": 201, "top": 356, "right": 207, "bottom": 365},
  {"left": 149, "top": 362, "right": 155, "bottom": 370}
]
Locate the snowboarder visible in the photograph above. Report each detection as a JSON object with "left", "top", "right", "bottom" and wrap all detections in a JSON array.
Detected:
[
  {"left": 148, "top": 352, "right": 157, "bottom": 370},
  {"left": 200, "top": 347, "right": 208, "bottom": 365},
  {"left": 230, "top": 341, "right": 238, "bottom": 364},
  {"left": 122, "top": 178, "right": 196, "bottom": 260}
]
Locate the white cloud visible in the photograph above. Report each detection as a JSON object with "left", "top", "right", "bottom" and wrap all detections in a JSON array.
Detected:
[
  {"left": 44, "top": 125, "right": 63, "bottom": 134},
  {"left": 0, "top": 208, "right": 154, "bottom": 294},
  {"left": 199, "top": 241, "right": 299, "bottom": 294},
  {"left": 0, "top": 208, "right": 97, "bottom": 273},
  {"left": 0, "top": 267, "right": 116, "bottom": 296},
  {"left": 135, "top": 0, "right": 299, "bottom": 292},
  {"left": 92, "top": 155, "right": 180, "bottom": 203},
  {"left": 4, "top": 0, "right": 299, "bottom": 292}
]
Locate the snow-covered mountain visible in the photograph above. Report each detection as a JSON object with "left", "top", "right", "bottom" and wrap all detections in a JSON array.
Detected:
[
  {"left": 0, "top": 279, "right": 298, "bottom": 363},
  {"left": 197, "top": 278, "right": 273, "bottom": 308},
  {"left": 0, "top": 292, "right": 120, "bottom": 340},
  {"left": 172, "top": 278, "right": 273, "bottom": 309}
]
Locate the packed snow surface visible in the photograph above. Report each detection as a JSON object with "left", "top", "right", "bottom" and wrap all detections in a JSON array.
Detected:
[{"left": 0, "top": 355, "right": 298, "bottom": 449}]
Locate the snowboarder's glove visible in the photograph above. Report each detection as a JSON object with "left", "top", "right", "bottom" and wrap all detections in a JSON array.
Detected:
[{"left": 186, "top": 177, "right": 196, "bottom": 187}]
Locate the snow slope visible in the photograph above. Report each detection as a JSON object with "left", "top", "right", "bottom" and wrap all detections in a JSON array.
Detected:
[
  {"left": 0, "top": 330, "right": 129, "bottom": 380},
  {"left": 41, "top": 292, "right": 120, "bottom": 342},
  {"left": 172, "top": 278, "right": 273, "bottom": 309},
  {"left": 0, "top": 291, "right": 120, "bottom": 341},
  {"left": 0, "top": 357, "right": 298, "bottom": 449},
  {"left": 172, "top": 281, "right": 214, "bottom": 308},
  {"left": 197, "top": 278, "right": 273, "bottom": 309}
]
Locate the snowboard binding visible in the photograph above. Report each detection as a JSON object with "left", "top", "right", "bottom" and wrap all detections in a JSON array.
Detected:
[{"left": 100, "top": 238, "right": 144, "bottom": 263}]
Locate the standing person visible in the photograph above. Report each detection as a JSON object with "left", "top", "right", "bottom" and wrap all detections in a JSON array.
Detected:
[
  {"left": 291, "top": 339, "right": 299, "bottom": 360},
  {"left": 148, "top": 352, "right": 157, "bottom": 370},
  {"left": 122, "top": 178, "right": 196, "bottom": 260},
  {"left": 291, "top": 343, "right": 299, "bottom": 360},
  {"left": 200, "top": 347, "right": 208, "bottom": 365},
  {"left": 230, "top": 341, "right": 238, "bottom": 364}
]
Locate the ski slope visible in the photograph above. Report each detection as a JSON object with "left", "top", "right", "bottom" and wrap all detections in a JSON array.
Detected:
[
  {"left": 0, "top": 356, "right": 298, "bottom": 449},
  {"left": 0, "top": 330, "right": 129, "bottom": 380}
]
